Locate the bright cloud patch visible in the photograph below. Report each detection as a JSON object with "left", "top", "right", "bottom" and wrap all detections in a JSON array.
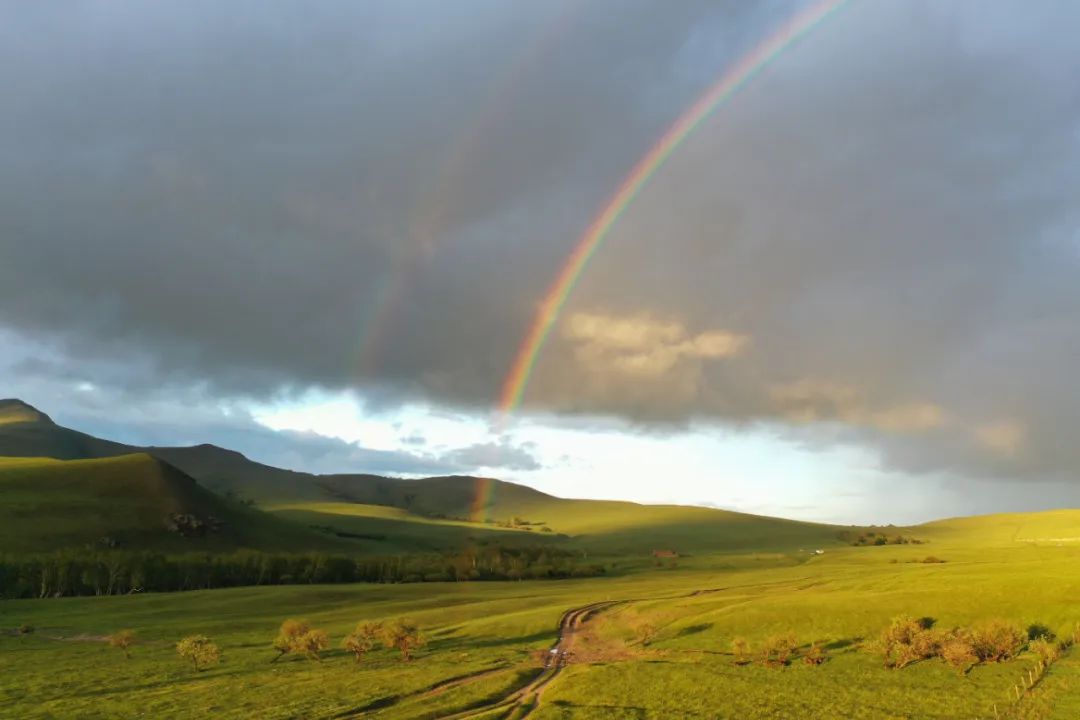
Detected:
[
  {"left": 769, "top": 379, "right": 946, "bottom": 433},
  {"left": 564, "top": 311, "right": 748, "bottom": 377}
]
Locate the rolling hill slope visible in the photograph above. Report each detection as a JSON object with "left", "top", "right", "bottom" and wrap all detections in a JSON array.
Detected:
[
  {"left": 0, "top": 453, "right": 350, "bottom": 553},
  {"left": 0, "top": 399, "right": 847, "bottom": 555}
]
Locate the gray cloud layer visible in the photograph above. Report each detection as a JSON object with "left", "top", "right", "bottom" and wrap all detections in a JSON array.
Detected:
[{"left": 2, "top": 1, "right": 1079, "bottom": 484}]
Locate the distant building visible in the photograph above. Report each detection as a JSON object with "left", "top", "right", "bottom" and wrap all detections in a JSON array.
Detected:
[{"left": 652, "top": 549, "right": 679, "bottom": 558}]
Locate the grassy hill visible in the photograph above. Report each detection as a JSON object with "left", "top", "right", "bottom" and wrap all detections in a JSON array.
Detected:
[
  {"left": 0, "top": 454, "right": 349, "bottom": 554},
  {"left": 0, "top": 400, "right": 845, "bottom": 556}
]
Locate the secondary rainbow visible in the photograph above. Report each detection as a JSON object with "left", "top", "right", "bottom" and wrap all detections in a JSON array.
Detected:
[
  {"left": 351, "top": 6, "right": 580, "bottom": 382},
  {"left": 498, "top": 0, "right": 850, "bottom": 416}
]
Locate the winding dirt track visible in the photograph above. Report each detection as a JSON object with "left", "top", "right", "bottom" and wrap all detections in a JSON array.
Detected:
[{"left": 435, "top": 600, "right": 621, "bottom": 720}]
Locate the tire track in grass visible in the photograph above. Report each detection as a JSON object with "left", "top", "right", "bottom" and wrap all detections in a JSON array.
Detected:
[
  {"left": 435, "top": 600, "right": 621, "bottom": 720},
  {"left": 396, "top": 577, "right": 817, "bottom": 719}
]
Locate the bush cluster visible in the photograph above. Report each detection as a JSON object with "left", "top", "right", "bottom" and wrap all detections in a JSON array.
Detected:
[
  {"left": 275, "top": 617, "right": 424, "bottom": 664},
  {"left": 730, "top": 633, "right": 824, "bottom": 668},
  {"left": 877, "top": 616, "right": 1032, "bottom": 674},
  {"left": 837, "top": 530, "right": 923, "bottom": 546}
]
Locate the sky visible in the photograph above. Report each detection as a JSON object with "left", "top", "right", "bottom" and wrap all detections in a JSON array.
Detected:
[{"left": 3, "top": 1, "right": 1080, "bottom": 524}]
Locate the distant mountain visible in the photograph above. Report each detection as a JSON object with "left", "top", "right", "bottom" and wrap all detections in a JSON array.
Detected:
[
  {"left": 0, "top": 399, "right": 845, "bottom": 555},
  {"left": 0, "top": 400, "right": 555, "bottom": 511},
  {"left": 0, "top": 398, "right": 55, "bottom": 425}
]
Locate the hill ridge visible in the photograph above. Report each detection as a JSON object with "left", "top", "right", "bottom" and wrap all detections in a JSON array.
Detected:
[{"left": 0, "top": 398, "right": 55, "bottom": 425}]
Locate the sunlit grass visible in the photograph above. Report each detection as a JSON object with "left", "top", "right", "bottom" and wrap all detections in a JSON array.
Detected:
[{"left": 5, "top": 517, "right": 1080, "bottom": 718}]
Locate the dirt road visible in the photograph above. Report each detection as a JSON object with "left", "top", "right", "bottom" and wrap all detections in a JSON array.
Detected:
[{"left": 435, "top": 599, "right": 620, "bottom": 720}]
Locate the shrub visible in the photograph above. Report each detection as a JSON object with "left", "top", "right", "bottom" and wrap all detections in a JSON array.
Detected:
[
  {"left": 969, "top": 619, "right": 1025, "bottom": 663},
  {"left": 272, "top": 619, "right": 310, "bottom": 662},
  {"left": 342, "top": 622, "right": 383, "bottom": 663},
  {"left": 16, "top": 623, "right": 33, "bottom": 635},
  {"left": 759, "top": 632, "right": 798, "bottom": 667},
  {"left": 921, "top": 556, "right": 946, "bottom": 564},
  {"left": 295, "top": 629, "right": 329, "bottom": 661},
  {"left": 939, "top": 632, "right": 977, "bottom": 674},
  {"left": 176, "top": 635, "right": 220, "bottom": 671},
  {"left": 804, "top": 642, "right": 826, "bottom": 666},
  {"left": 879, "top": 616, "right": 936, "bottom": 669},
  {"left": 1029, "top": 638, "right": 1060, "bottom": 665},
  {"left": 731, "top": 637, "right": 751, "bottom": 665},
  {"left": 272, "top": 619, "right": 327, "bottom": 662},
  {"left": 382, "top": 619, "right": 425, "bottom": 661},
  {"left": 1027, "top": 623, "right": 1055, "bottom": 642},
  {"left": 108, "top": 629, "right": 136, "bottom": 659}
]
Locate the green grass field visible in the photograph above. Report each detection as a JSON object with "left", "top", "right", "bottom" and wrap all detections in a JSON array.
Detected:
[{"left": 4, "top": 512, "right": 1080, "bottom": 719}]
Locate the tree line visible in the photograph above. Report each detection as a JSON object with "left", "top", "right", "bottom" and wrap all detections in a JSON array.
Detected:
[{"left": 0, "top": 546, "right": 606, "bottom": 598}]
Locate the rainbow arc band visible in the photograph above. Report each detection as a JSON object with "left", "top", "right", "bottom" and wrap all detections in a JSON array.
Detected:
[{"left": 497, "top": 0, "right": 850, "bottom": 418}]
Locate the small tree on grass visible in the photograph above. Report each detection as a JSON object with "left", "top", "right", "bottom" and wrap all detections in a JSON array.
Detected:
[
  {"left": 296, "top": 629, "right": 329, "bottom": 662},
  {"left": 108, "top": 629, "right": 136, "bottom": 659},
  {"left": 272, "top": 619, "right": 327, "bottom": 662},
  {"left": 176, "top": 635, "right": 221, "bottom": 672},
  {"left": 969, "top": 619, "right": 1025, "bottom": 663},
  {"left": 383, "top": 619, "right": 425, "bottom": 661},
  {"left": 759, "top": 632, "right": 798, "bottom": 667},
  {"left": 939, "top": 633, "right": 978, "bottom": 675},
  {"left": 878, "top": 616, "right": 938, "bottom": 669},
  {"left": 343, "top": 622, "right": 383, "bottom": 663},
  {"left": 273, "top": 619, "right": 309, "bottom": 662}
]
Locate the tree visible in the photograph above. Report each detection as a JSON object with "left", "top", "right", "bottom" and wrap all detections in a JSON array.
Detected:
[
  {"left": 108, "top": 629, "right": 136, "bottom": 659},
  {"left": 383, "top": 619, "right": 425, "bottom": 661},
  {"left": 939, "top": 633, "right": 977, "bottom": 675},
  {"left": 968, "top": 619, "right": 1025, "bottom": 662},
  {"left": 176, "top": 635, "right": 221, "bottom": 672},
  {"left": 272, "top": 619, "right": 318, "bottom": 662},
  {"left": 343, "top": 622, "right": 383, "bottom": 663},
  {"left": 295, "top": 629, "right": 329, "bottom": 661}
]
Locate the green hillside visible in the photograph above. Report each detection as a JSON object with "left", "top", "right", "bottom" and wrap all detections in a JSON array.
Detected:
[
  {"left": 0, "top": 400, "right": 845, "bottom": 556},
  {"left": 0, "top": 454, "right": 349, "bottom": 554},
  {"left": 0, "top": 399, "right": 131, "bottom": 460}
]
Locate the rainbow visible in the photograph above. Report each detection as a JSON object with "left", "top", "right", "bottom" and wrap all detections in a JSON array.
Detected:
[
  {"left": 469, "top": 476, "right": 495, "bottom": 523},
  {"left": 498, "top": 0, "right": 850, "bottom": 416}
]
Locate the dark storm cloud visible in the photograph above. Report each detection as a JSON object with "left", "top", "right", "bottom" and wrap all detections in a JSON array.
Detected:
[
  {"left": 2, "top": 1, "right": 1080, "bottom": 483},
  {"left": 0, "top": 0, "right": 776, "bottom": 397}
]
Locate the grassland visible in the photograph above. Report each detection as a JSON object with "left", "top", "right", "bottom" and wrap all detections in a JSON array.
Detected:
[{"left": 4, "top": 511, "right": 1080, "bottom": 719}]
